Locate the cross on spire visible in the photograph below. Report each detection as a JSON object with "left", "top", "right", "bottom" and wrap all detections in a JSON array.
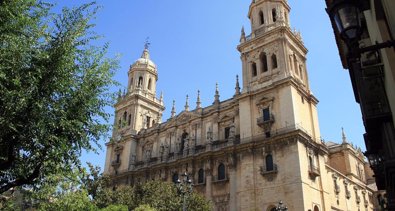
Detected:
[{"left": 144, "top": 37, "right": 151, "bottom": 50}]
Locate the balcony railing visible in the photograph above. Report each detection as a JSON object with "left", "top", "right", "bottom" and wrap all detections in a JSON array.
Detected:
[
  {"left": 111, "top": 160, "right": 121, "bottom": 167},
  {"left": 130, "top": 123, "right": 315, "bottom": 170},
  {"left": 257, "top": 116, "right": 274, "bottom": 127},
  {"left": 260, "top": 164, "right": 278, "bottom": 175}
]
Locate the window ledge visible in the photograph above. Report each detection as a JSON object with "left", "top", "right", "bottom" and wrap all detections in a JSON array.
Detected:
[
  {"left": 193, "top": 182, "right": 206, "bottom": 187},
  {"left": 213, "top": 178, "right": 229, "bottom": 184}
]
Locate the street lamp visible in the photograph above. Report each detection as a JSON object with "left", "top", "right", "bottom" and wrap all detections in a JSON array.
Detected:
[
  {"left": 327, "top": 0, "right": 395, "bottom": 53},
  {"left": 275, "top": 200, "right": 288, "bottom": 211},
  {"left": 327, "top": 0, "right": 362, "bottom": 44},
  {"left": 176, "top": 172, "right": 193, "bottom": 211}
]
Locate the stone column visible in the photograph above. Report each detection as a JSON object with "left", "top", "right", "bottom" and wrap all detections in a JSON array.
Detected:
[
  {"left": 229, "top": 168, "right": 237, "bottom": 211},
  {"left": 205, "top": 174, "right": 212, "bottom": 202},
  {"left": 205, "top": 160, "right": 213, "bottom": 202}
]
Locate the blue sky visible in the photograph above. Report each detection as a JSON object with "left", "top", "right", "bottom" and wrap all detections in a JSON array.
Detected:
[{"left": 51, "top": 0, "right": 365, "bottom": 169}]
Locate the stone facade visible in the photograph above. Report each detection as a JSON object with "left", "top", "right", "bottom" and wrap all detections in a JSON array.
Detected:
[{"left": 104, "top": 0, "right": 378, "bottom": 210}]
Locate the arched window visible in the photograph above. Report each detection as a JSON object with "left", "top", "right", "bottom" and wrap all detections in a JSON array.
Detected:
[
  {"left": 271, "top": 54, "right": 278, "bottom": 69},
  {"left": 272, "top": 8, "right": 277, "bottom": 22},
  {"left": 266, "top": 154, "right": 274, "bottom": 171},
  {"left": 123, "top": 111, "right": 127, "bottom": 121},
  {"left": 128, "top": 114, "right": 132, "bottom": 126},
  {"left": 138, "top": 76, "right": 143, "bottom": 87},
  {"left": 260, "top": 53, "right": 268, "bottom": 72},
  {"left": 152, "top": 120, "right": 155, "bottom": 126},
  {"left": 299, "top": 65, "right": 304, "bottom": 80},
  {"left": 314, "top": 205, "right": 319, "bottom": 211},
  {"left": 251, "top": 62, "right": 257, "bottom": 77},
  {"left": 148, "top": 78, "right": 152, "bottom": 90},
  {"left": 130, "top": 77, "right": 133, "bottom": 88},
  {"left": 146, "top": 116, "right": 151, "bottom": 128},
  {"left": 118, "top": 119, "right": 121, "bottom": 129},
  {"left": 172, "top": 173, "right": 179, "bottom": 183},
  {"left": 293, "top": 54, "right": 298, "bottom": 75},
  {"left": 259, "top": 11, "right": 264, "bottom": 25},
  {"left": 218, "top": 163, "right": 226, "bottom": 180},
  {"left": 198, "top": 169, "right": 204, "bottom": 184}
]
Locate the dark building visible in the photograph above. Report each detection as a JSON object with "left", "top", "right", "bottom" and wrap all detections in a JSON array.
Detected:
[{"left": 324, "top": 0, "right": 395, "bottom": 209}]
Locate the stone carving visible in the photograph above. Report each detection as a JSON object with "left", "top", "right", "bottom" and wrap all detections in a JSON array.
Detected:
[
  {"left": 206, "top": 126, "right": 213, "bottom": 143},
  {"left": 229, "top": 122, "right": 236, "bottom": 140}
]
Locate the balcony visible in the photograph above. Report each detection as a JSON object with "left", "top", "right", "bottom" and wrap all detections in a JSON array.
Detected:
[
  {"left": 308, "top": 165, "right": 320, "bottom": 178},
  {"left": 257, "top": 116, "right": 274, "bottom": 126},
  {"left": 111, "top": 160, "right": 121, "bottom": 167},
  {"left": 260, "top": 164, "right": 278, "bottom": 175},
  {"left": 260, "top": 164, "right": 278, "bottom": 181}
]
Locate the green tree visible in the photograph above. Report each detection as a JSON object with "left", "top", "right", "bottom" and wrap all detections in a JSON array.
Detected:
[
  {"left": 100, "top": 204, "right": 128, "bottom": 211},
  {"left": 95, "top": 181, "right": 211, "bottom": 211},
  {"left": 0, "top": 0, "right": 118, "bottom": 194},
  {"left": 95, "top": 185, "right": 137, "bottom": 210},
  {"left": 38, "top": 189, "right": 98, "bottom": 211},
  {"left": 81, "top": 162, "right": 111, "bottom": 200},
  {"left": 134, "top": 204, "right": 157, "bottom": 211}
]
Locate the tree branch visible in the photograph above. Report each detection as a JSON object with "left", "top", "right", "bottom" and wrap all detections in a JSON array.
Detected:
[
  {"left": 0, "top": 162, "right": 42, "bottom": 194},
  {"left": 0, "top": 140, "right": 15, "bottom": 171}
]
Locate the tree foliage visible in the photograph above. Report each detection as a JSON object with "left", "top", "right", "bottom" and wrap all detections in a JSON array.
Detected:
[
  {"left": 95, "top": 181, "right": 211, "bottom": 211},
  {"left": 1, "top": 165, "right": 211, "bottom": 211},
  {"left": 0, "top": 0, "right": 118, "bottom": 193}
]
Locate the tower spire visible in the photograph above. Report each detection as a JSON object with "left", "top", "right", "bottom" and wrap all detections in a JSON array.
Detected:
[
  {"left": 196, "top": 90, "right": 201, "bottom": 109},
  {"left": 171, "top": 100, "right": 176, "bottom": 118},
  {"left": 213, "top": 82, "right": 220, "bottom": 105},
  {"left": 342, "top": 127, "right": 347, "bottom": 144},
  {"left": 235, "top": 75, "right": 241, "bottom": 96},
  {"left": 160, "top": 91, "right": 163, "bottom": 103},
  {"left": 240, "top": 26, "right": 246, "bottom": 43},
  {"left": 185, "top": 95, "right": 189, "bottom": 111}
]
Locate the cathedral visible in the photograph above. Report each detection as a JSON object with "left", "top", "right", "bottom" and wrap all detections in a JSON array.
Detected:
[{"left": 104, "top": 0, "right": 378, "bottom": 210}]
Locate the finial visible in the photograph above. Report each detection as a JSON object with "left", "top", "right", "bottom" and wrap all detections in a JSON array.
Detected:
[
  {"left": 342, "top": 127, "right": 347, "bottom": 144},
  {"left": 240, "top": 26, "right": 246, "bottom": 43},
  {"left": 185, "top": 95, "right": 189, "bottom": 111},
  {"left": 144, "top": 37, "right": 151, "bottom": 50},
  {"left": 141, "top": 37, "right": 151, "bottom": 59},
  {"left": 196, "top": 90, "right": 201, "bottom": 109},
  {"left": 171, "top": 100, "right": 176, "bottom": 118},
  {"left": 234, "top": 75, "right": 241, "bottom": 96},
  {"left": 213, "top": 82, "right": 220, "bottom": 105},
  {"left": 160, "top": 91, "right": 163, "bottom": 102}
]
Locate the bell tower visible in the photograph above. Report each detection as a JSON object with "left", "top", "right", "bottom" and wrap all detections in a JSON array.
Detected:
[
  {"left": 114, "top": 44, "right": 165, "bottom": 137},
  {"left": 237, "top": 0, "right": 320, "bottom": 141},
  {"left": 239, "top": 0, "right": 310, "bottom": 93}
]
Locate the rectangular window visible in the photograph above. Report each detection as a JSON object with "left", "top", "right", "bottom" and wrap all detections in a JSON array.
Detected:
[
  {"left": 224, "top": 127, "right": 230, "bottom": 139},
  {"left": 146, "top": 116, "right": 151, "bottom": 128},
  {"left": 263, "top": 108, "right": 270, "bottom": 121},
  {"left": 252, "top": 63, "right": 257, "bottom": 77}
]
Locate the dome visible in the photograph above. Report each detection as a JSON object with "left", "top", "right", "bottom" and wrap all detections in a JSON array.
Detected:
[{"left": 131, "top": 48, "right": 157, "bottom": 70}]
